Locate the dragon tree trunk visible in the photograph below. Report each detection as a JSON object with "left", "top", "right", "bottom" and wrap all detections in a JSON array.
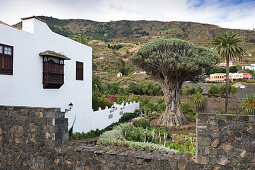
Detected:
[{"left": 158, "top": 81, "right": 187, "bottom": 127}]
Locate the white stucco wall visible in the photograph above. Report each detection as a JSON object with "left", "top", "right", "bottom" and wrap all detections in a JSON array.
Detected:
[
  {"left": 0, "top": 18, "right": 92, "bottom": 132},
  {"left": 91, "top": 102, "right": 139, "bottom": 130}
]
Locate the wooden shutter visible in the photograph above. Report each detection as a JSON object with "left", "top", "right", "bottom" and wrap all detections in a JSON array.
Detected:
[
  {"left": 0, "top": 44, "right": 13, "bottom": 75},
  {"left": 76, "top": 61, "right": 83, "bottom": 80}
]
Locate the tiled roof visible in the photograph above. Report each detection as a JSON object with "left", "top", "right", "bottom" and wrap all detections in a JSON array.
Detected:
[
  {"left": 39, "top": 50, "right": 71, "bottom": 60},
  {"left": 21, "top": 16, "right": 46, "bottom": 23},
  {"left": 0, "top": 20, "right": 16, "bottom": 29}
]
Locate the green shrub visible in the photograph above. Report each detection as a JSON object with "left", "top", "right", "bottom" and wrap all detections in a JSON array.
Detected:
[
  {"left": 71, "top": 111, "right": 138, "bottom": 140},
  {"left": 191, "top": 92, "right": 205, "bottom": 110},
  {"left": 119, "top": 112, "right": 137, "bottom": 123},
  {"left": 217, "top": 110, "right": 237, "bottom": 114},
  {"left": 180, "top": 103, "right": 197, "bottom": 121},
  {"left": 133, "top": 118, "right": 149, "bottom": 128},
  {"left": 240, "top": 94, "right": 255, "bottom": 115},
  {"left": 208, "top": 85, "right": 220, "bottom": 96}
]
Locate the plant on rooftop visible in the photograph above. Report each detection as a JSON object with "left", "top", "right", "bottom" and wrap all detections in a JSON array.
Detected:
[{"left": 131, "top": 38, "right": 220, "bottom": 127}]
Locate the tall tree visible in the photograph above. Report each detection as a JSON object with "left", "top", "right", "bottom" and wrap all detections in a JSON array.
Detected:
[
  {"left": 131, "top": 39, "right": 220, "bottom": 127},
  {"left": 212, "top": 32, "right": 244, "bottom": 113}
]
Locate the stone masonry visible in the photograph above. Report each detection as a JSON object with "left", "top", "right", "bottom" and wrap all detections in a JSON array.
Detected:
[
  {"left": 0, "top": 106, "right": 68, "bottom": 169},
  {"left": 196, "top": 113, "right": 255, "bottom": 169},
  {"left": 1, "top": 106, "right": 255, "bottom": 169}
]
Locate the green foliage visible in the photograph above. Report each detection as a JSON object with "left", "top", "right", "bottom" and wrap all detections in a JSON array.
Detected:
[
  {"left": 133, "top": 118, "right": 150, "bottom": 128},
  {"left": 240, "top": 94, "right": 255, "bottom": 115},
  {"left": 119, "top": 112, "right": 138, "bottom": 123},
  {"left": 97, "top": 122, "right": 197, "bottom": 154},
  {"left": 230, "top": 86, "right": 239, "bottom": 97},
  {"left": 128, "top": 82, "right": 163, "bottom": 96},
  {"left": 107, "top": 44, "right": 123, "bottom": 50},
  {"left": 208, "top": 85, "right": 237, "bottom": 98},
  {"left": 209, "top": 66, "right": 238, "bottom": 74},
  {"left": 131, "top": 39, "right": 220, "bottom": 81},
  {"left": 92, "top": 75, "right": 114, "bottom": 111},
  {"left": 209, "top": 66, "right": 226, "bottom": 74},
  {"left": 208, "top": 85, "right": 220, "bottom": 96},
  {"left": 217, "top": 110, "right": 237, "bottom": 114},
  {"left": 140, "top": 97, "right": 166, "bottom": 114},
  {"left": 191, "top": 92, "right": 205, "bottom": 110},
  {"left": 229, "top": 66, "right": 238, "bottom": 73},
  {"left": 72, "top": 112, "right": 139, "bottom": 140},
  {"left": 182, "top": 86, "right": 203, "bottom": 96},
  {"left": 212, "top": 31, "right": 244, "bottom": 61},
  {"left": 180, "top": 103, "right": 197, "bottom": 121},
  {"left": 240, "top": 69, "right": 255, "bottom": 77},
  {"left": 170, "top": 133, "right": 196, "bottom": 154}
]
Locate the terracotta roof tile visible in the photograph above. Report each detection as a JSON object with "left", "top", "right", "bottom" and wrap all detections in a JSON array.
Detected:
[
  {"left": 0, "top": 20, "right": 16, "bottom": 29},
  {"left": 21, "top": 16, "right": 46, "bottom": 23}
]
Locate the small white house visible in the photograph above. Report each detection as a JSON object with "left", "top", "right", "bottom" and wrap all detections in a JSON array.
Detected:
[
  {"left": 242, "top": 64, "right": 255, "bottom": 71},
  {"left": 0, "top": 16, "right": 92, "bottom": 132},
  {"left": 0, "top": 16, "right": 139, "bottom": 133}
]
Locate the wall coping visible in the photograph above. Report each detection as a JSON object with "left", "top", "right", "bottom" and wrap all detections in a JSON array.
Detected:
[
  {"left": 0, "top": 105, "right": 61, "bottom": 112},
  {"left": 198, "top": 113, "right": 255, "bottom": 118}
]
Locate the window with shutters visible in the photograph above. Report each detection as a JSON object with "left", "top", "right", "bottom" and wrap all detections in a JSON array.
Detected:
[
  {"left": 39, "top": 50, "right": 71, "bottom": 89},
  {"left": 76, "top": 61, "right": 83, "bottom": 80},
  {"left": 0, "top": 44, "right": 13, "bottom": 75}
]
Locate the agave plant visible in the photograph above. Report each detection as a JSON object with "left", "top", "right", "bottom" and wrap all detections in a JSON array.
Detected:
[
  {"left": 191, "top": 92, "right": 205, "bottom": 110},
  {"left": 240, "top": 94, "right": 255, "bottom": 115}
]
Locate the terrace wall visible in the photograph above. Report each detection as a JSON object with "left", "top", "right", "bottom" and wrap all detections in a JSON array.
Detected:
[
  {"left": 0, "top": 105, "right": 68, "bottom": 169},
  {"left": 1, "top": 105, "right": 255, "bottom": 169},
  {"left": 196, "top": 113, "right": 255, "bottom": 169}
]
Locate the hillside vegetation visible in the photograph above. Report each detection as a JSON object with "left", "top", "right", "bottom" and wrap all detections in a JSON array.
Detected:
[{"left": 15, "top": 16, "right": 255, "bottom": 83}]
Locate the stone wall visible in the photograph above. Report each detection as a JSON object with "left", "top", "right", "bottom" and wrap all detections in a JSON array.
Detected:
[
  {"left": 182, "top": 97, "right": 241, "bottom": 113},
  {"left": 1, "top": 106, "right": 255, "bottom": 169},
  {"left": 184, "top": 82, "right": 255, "bottom": 99},
  {"left": 0, "top": 106, "right": 68, "bottom": 169},
  {"left": 196, "top": 113, "right": 255, "bottom": 169}
]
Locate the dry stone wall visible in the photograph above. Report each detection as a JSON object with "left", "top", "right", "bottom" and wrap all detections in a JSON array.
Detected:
[
  {"left": 0, "top": 106, "right": 68, "bottom": 169},
  {"left": 1, "top": 106, "right": 255, "bottom": 169},
  {"left": 196, "top": 113, "right": 255, "bottom": 169}
]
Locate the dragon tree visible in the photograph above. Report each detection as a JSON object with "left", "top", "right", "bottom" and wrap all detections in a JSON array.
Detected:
[{"left": 131, "top": 39, "right": 220, "bottom": 127}]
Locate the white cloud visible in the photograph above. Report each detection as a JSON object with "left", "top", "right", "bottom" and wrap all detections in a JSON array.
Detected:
[{"left": 0, "top": 0, "right": 254, "bottom": 30}]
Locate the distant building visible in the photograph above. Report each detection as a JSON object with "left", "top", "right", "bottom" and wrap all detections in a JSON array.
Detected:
[
  {"left": 206, "top": 73, "right": 250, "bottom": 82},
  {"left": 132, "top": 71, "right": 146, "bottom": 75},
  {"left": 232, "top": 83, "right": 246, "bottom": 89},
  {"left": 242, "top": 64, "right": 255, "bottom": 70},
  {"left": 216, "top": 61, "right": 233, "bottom": 68},
  {"left": 233, "top": 73, "right": 243, "bottom": 80},
  {"left": 206, "top": 73, "right": 230, "bottom": 82},
  {"left": 117, "top": 72, "right": 123, "bottom": 77},
  {"left": 242, "top": 73, "right": 250, "bottom": 79}
]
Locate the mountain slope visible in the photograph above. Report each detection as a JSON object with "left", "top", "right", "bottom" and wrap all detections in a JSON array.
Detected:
[{"left": 36, "top": 16, "right": 255, "bottom": 51}]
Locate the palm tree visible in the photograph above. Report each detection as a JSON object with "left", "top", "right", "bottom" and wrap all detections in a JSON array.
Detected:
[{"left": 212, "top": 31, "right": 244, "bottom": 113}]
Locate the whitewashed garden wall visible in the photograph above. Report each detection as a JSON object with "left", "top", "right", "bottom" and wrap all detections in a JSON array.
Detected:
[{"left": 91, "top": 102, "right": 139, "bottom": 130}]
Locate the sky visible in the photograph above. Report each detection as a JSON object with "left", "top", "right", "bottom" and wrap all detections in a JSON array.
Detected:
[{"left": 0, "top": 0, "right": 254, "bottom": 30}]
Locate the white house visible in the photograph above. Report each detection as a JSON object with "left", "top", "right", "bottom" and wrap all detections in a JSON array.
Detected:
[
  {"left": 242, "top": 64, "right": 255, "bottom": 71},
  {"left": 233, "top": 73, "right": 243, "bottom": 80},
  {"left": 0, "top": 16, "right": 92, "bottom": 132},
  {"left": 0, "top": 16, "right": 139, "bottom": 133}
]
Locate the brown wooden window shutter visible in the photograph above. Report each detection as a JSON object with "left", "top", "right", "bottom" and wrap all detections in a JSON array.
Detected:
[
  {"left": 0, "top": 44, "right": 13, "bottom": 75},
  {"left": 76, "top": 61, "right": 83, "bottom": 80}
]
